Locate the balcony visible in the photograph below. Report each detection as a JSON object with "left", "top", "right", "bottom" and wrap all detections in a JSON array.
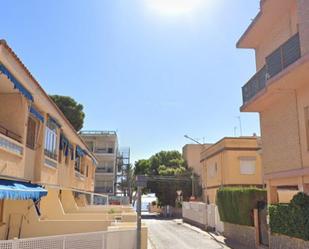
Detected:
[
  {"left": 0, "top": 131, "right": 23, "bottom": 156},
  {"left": 96, "top": 167, "right": 114, "bottom": 174},
  {"left": 242, "top": 33, "right": 301, "bottom": 104},
  {"left": 94, "top": 148, "right": 114, "bottom": 154}
]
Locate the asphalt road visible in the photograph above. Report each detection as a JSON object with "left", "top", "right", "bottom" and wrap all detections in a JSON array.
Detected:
[{"left": 144, "top": 218, "right": 233, "bottom": 249}]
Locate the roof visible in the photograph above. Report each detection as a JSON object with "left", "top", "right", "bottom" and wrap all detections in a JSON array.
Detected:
[
  {"left": 200, "top": 136, "right": 261, "bottom": 162},
  {"left": 0, "top": 39, "right": 96, "bottom": 162}
]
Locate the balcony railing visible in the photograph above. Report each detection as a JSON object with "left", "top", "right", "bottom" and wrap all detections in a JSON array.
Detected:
[
  {"left": 94, "top": 148, "right": 114, "bottom": 154},
  {"left": 0, "top": 133, "right": 23, "bottom": 156},
  {"left": 242, "top": 33, "right": 301, "bottom": 104},
  {"left": 0, "top": 124, "right": 22, "bottom": 143},
  {"left": 96, "top": 167, "right": 114, "bottom": 173}
]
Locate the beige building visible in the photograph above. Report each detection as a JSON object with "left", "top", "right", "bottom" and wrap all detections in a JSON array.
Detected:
[
  {"left": 238, "top": 0, "right": 309, "bottom": 204},
  {"left": 0, "top": 40, "right": 147, "bottom": 248},
  {"left": 201, "top": 137, "right": 263, "bottom": 204},
  {"left": 80, "top": 131, "right": 118, "bottom": 196}
]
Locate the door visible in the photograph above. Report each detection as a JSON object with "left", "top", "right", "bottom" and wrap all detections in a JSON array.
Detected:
[{"left": 258, "top": 201, "right": 269, "bottom": 246}]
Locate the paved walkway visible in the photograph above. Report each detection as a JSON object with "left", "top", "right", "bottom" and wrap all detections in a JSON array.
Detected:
[{"left": 144, "top": 218, "right": 235, "bottom": 249}]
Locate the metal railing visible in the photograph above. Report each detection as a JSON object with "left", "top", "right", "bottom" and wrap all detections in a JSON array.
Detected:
[
  {"left": 0, "top": 229, "right": 136, "bottom": 249},
  {"left": 0, "top": 124, "right": 22, "bottom": 143},
  {"left": 80, "top": 131, "right": 117, "bottom": 136},
  {"left": 242, "top": 33, "right": 301, "bottom": 104},
  {"left": 94, "top": 148, "right": 114, "bottom": 154}
]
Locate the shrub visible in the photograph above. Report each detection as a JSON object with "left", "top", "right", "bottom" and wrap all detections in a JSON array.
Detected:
[
  {"left": 269, "top": 192, "right": 309, "bottom": 241},
  {"left": 216, "top": 187, "right": 267, "bottom": 226}
]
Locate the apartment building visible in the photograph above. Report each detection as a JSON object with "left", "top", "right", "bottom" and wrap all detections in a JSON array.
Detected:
[
  {"left": 0, "top": 40, "right": 145, "bottom": 247},
  {"left": 80, "top": 131, "right": 118, "bottom": 196},
  {"left": 201, "top": 137, "right": 263, "bottom": 204},
  {"left": 238, "top": 0, "right": 309, "bottom": 204}
]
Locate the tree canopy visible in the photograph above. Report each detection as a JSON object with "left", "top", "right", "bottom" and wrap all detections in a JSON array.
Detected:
[
  {"left": 49, "top": 95, "right": 85, "bottom": 131},
  {"left": 134, "top": 151, "right": 198, "bottom": 206}
]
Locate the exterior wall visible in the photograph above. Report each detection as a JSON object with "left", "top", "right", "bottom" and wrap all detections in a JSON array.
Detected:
[
  {"left": 223, "top": 222, "right": 256, "bottom": 249},
  {"left": 270, "top": 234, "right": 309, "bottom": 249},
  {"left": 182, "top": 144, "right": 204, "bottom": 178},
  {"left": 296, "top": 83, "right": 309, "bottom": 169},
  {"left": 224, "top": 150, "right": 262, "bottom": 185},
  {"left": 255, "top": 1, "right": 298, "bottom": 70},
  {"left": 202, "top": 138, "right": 262, "bottom": 204},
  {"left": 260, "top": 92, "right": 302, "bottom": 175}
]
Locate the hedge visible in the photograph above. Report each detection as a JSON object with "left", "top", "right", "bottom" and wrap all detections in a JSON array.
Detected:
[
  {"left": 269, "top": 192, "right": 309, "bottom": 241},
  {"left": 216, "top": 187, "right": 267, "bottom": 226}
]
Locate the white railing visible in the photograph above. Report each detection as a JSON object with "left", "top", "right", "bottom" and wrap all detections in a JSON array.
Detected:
[
  {"left": 0, "top": 133, "right": 23, "bottom": 156},
  {"left": 0, "top": 229, "right": 136, "bottom": 249}
]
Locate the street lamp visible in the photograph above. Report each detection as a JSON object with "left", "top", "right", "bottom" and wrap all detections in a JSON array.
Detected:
[{"left": 184, "top": 134, "right": 203, "bottom": 145}]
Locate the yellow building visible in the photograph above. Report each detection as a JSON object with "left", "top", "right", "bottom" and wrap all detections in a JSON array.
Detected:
[
  {"left": 201, "top": 137, "right": 263, "bottom": 204},
  {"left": 238, "top": 0, "right": 309, "bottom": 204},
  {"left": 0, "top": 39, "right": 146, "bottom": 247}
]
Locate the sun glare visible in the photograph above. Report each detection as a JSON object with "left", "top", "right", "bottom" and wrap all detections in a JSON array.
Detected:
[{"left": 146, "top": 0, "right": 206, "bottom": 17}]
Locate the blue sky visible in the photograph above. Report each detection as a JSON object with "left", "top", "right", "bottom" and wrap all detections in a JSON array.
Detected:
[{"left": 1, "top": 0, "right": 260, "bottom": 163}]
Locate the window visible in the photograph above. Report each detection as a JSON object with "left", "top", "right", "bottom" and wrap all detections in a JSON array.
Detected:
[
  {"left": 75, "top": 156, "right": 81, "bottom": 172},
  {"left": 44, "top": 120, "right": 58, "bottom": 160},
  {"left": 26, "top": 117, "right": 37, "bottom": 150},
  {"left": 240, "top": 158, "right": 256, "bottom": 175},
  {"left": 305, "top": 106, "right": 309, "bottom": 150}
]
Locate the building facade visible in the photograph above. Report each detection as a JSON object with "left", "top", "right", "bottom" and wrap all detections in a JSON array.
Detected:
[
  {"left": 238, "top": 0, "right": 309, "bottom": 204},
  {"left": 80, "top": 131, "right": 118, "bottom": 196},
  {"left": 201, "top": 137, "right": 263, "bottom": 204},
  {"left": 0, "top": 39, "right": 146, "bottom": 248}
]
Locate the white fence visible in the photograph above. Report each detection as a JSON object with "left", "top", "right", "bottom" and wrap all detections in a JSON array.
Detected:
[
  {"left": 0, "top": 229, "right": 136, "bottom": 249},
  {"left": 182, "top": 202, "right": 207, "bottom": 228}
]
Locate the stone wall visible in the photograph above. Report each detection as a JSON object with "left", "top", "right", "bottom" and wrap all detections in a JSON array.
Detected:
[
  {"left": 270, "top": 234, "right": 309, "bottom": 249},
  {"left": 182, "top": 202, "right": 207, "bottom": 229},
  {"left": 223, "top": 222, "right": 256, "bottom": 249}
]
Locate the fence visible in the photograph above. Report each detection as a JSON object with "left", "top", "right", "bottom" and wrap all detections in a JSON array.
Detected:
[
  {"left": 0, "top": 229, "right": 136, "bottom": 249},
  {"left": 182, "top": 202, "right": 207, "bottom": 229}
]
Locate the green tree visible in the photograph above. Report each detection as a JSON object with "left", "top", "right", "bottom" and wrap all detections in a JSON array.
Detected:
[
  {"left": 49, "top": 95, "right": 85, "bottom": 131},
  {"left": 134, "top": 150, "right": 194, "bottom": 206}
]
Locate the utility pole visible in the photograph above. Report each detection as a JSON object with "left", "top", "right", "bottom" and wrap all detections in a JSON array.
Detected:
[{"left": 136, "top": 175, "right": 147, "bottom": 249}]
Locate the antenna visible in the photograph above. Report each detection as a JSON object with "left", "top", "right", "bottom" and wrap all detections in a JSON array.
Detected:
[
  {"left": 234, "top": 126, "right": 237, "bottom": 137},
  {"left": 237, "top": 116, "right": 243, "bottom": 136}
]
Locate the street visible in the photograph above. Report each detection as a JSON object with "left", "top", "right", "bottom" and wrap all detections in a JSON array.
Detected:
[{"left": 144, "top": 217, "right": 236, "bottom": 249}]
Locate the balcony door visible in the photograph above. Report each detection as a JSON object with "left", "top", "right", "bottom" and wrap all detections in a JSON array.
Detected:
[{"left": 24, "top": 116, "right": 39, "bottom": 179}]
